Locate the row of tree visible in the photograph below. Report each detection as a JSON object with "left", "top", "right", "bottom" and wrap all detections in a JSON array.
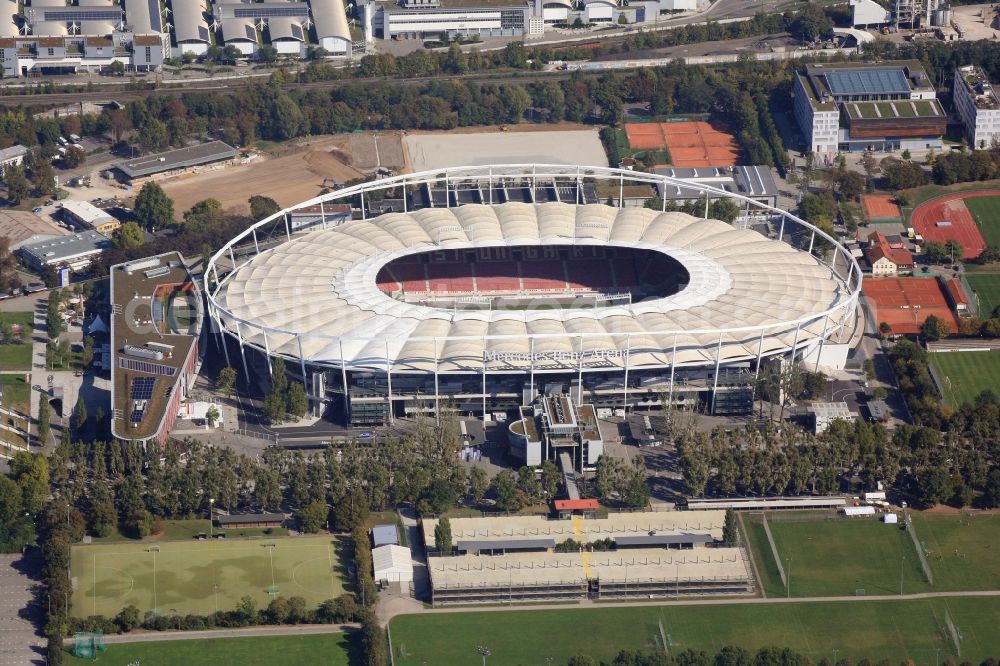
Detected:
[{"left": 565, "top": 647, "right": 1000, "bottom": 666}]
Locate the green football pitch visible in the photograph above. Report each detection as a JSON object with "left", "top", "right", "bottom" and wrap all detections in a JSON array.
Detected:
[
  {"left": 964, "top": 273, "right": 1000, "bottom": 318},
  {"left": 962, "top": 195, "right": 1000, "bottom": 248},
  {"left": 390, "top": 596, "right": 1000, "bottom": 665},
  {"left": 66, "top": 633, "right": 357, "bottom": 666},
  {"left": 911, "top": 512, "right": 1000, "bottom": 590},
  {"left": 70, "top": 535, "right": 347, "bottom": 618},
  {"left": 742, "top": 511, "right": 930, "bottom": 597},
  {"left": 927, "top": 349, "right": 1000, "bottom": 408}
]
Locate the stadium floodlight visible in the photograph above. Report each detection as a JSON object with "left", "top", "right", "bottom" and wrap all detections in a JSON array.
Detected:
[{"left": 476, "top": 645, "right": 491, "bottom": 666}]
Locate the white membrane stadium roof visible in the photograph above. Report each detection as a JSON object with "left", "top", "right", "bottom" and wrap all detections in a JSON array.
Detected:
[{"left": 217, "top": 203, "right": 848, "bottom": 373}]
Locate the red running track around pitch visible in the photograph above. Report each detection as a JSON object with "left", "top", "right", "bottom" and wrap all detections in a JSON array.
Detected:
[{"left": 910, "top": 191, "right": 993, "bottom": 260}]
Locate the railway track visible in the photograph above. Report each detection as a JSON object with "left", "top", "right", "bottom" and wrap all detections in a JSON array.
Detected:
[{"left": 0, "top": 71, "right": 576, "bottom": 107}]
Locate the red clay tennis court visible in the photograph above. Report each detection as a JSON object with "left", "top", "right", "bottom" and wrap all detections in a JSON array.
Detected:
[
  {"left": 862, "top": 194, "right": 901, "bottom": 221},
  {"left": 910, "top": 191, "right": 992, "bottom": 260},
  {"left": 863, "top": 277, "right": 959, "bottom": 336},
  {"left": 624, "top": 121, "right": 740, "bottom": 167}
]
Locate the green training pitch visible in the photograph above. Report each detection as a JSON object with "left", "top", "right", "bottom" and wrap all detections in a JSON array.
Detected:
[
  {"left": 911, "top": 512, "right": 1000, "bottom": 590},
  {"left": 390, "top": 596, "right": 1000, "bottom": 665},
  {"left": 70, "top": 535, "right": 348, "bottom": 618},
  {"left": 742, "top": 511, "right": 930, "bottom": 597},
  {"left": 927, "top": 349, "right": 1000, "bottom": 409},
  {"left": 66, "top": 632, "right": 357, "bottom": 666},
  {"left": 964, "top": 273, "right": 1000, "bottom": 318},
  {"left": 963, "top": 195, "right": 1000, "bottom": 249}
]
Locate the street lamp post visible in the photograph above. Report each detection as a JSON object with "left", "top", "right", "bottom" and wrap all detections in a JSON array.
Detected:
[{"left": 209, "top": 498, "right": 215, "bottom": 538}]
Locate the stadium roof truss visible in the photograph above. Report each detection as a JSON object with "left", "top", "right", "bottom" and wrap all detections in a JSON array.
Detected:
[{"left": 206, "top": 165, "right": 862, "bottom": 380}]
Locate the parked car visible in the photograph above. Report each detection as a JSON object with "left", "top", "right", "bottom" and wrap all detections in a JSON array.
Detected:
[
  {"left": 32, "top": 207, "right": 43, "bottom": 213},
  {"left": 24, "top": 283, "right": 46, "bottom": 294}
]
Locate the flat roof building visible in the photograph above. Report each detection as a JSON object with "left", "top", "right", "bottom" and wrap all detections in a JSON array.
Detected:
[
  {"left": 651, "top": 166, "right": 778, "bottom": 213},
  {"left": 371, "top": 524, "right": 400, "bottom": 547},
  {"left": 0, "top": 144, "right": 28, "bottom": 169},
  {"left": 110, "top": 252, "right": 204, "bottom": 446},
  {"left": 428, "top": 546, "right": 752, "bottom": 605},
  {"left": 953, "top": 65, "right": 1000, "bottom": 150},
  {"left": 60, "top": 200, "right": 120, "bottom": 235},
  {"left": 216, "top": 512, "right": 286, "bottom": 528},
  {"left": 793, "top": 61, "right": 945, "bottom": 158},
  {"left": 17, "top": 230, "right": 111, "bottom": 272},
  {"left": 362, "top": 0, "right": 532, "bottom": 41},
  {"left": 0, "top": 210, "right": 71, "bottom": 249},
  {"left": 114, "top": 141, "right": 237, "bottom": 180},
  {"left": 810, "top": 401, "right": 855, "bottom": 433}
]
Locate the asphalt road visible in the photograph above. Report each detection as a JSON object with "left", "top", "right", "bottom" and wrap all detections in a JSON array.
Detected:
[{"left": 63, "top": 623, "right": 358, "bottom": 646}]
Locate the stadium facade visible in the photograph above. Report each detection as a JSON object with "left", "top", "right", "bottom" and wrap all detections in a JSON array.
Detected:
[{"left": 206, "top": 165, "right": 861, "bottom": 440}]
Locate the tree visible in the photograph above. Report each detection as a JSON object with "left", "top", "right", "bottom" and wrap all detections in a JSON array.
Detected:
[
  {"left": 115, "top": 605, "right": 141, "bottom": 632},
  {"left": 467, "top": 466, "right": 489, "bottom": 504},
  {"left": 249, "top": 195, "right": 280, "bottom": 221},
  {"left": 182, "top": 198, "right": 224, "bottom": 231},
  {"left": 109, "top": 60, "right": 125, "bottom": 76},
  {"left": 257, "top": 45, "right": 278, "bottom": 63},
  {"left": 3, "top": 165, "right": 30, "bottom": 204},
  {"left": 922, "top": 241, "right": 948, "bottom": 264},
  {"left": 89, "top": 497, "right": 118, "bottom": 538},
  {"left": 419, "top": 478, "right": 458, "bottom": 516},
  {"left": 361, "top": 610, "right": 389, "bottom": 666},
  {"left": 434, "top": 516, "right": 452, "bottom": 553},
  {"left": 287, "top": 382, "right": 309, "bottom": 418},
  {"left": 881, "top": 157, "right": 925, "bottom": 190},
  {"left": 837, "top": 171, "right": 865, "bottom": 202},
  {"left": 0, "top": 474, "right": 21, "bottom": 526},
  {"left": 722, "top": 509, "right": 738, "bottom": 546},
  {"left": 916, "top": 466, "right": 951, "bottom": 506},
  {"left": 205, "top": 405, "right": 220, "bottom": 426},
  {"left": 138, "top": 118, "right": 169, "bottom": 152},
  {"left": 879, "top": 321, "right": 892, "bottom": 337},
  {"left": 263, "top": 387, "right": 286, "bottom": 424},
  {"left": 62, "top": 145, "right": 85, "bottom": 169},
  {"left": 332, "top": 487, "right": 369, "bottom": 532},
  {"left": 238, "top": 595, "right": 258, "bottom": 623},
  {"left": 945, "top": 240, "right": 963, "bottom": 263},
  {"left": 708, "top": 198, "right": 740, "bottom": 224},
  {"left": 134, "top": 182, "right": 174, "bottom": 232},
  {"left": 0, "top": 236, "right": 19, "bottom": 295},
  {"left": 491, "top": 469, "right": 521, "bottom": 512},
  {"left": 920, "top": 315, "right": 950, "bottom": 342},
  {"left": 113, "top": 221, "right": 145, "bottom": 250},
  {"left": 790, "top": 3, "right": 833, "bottom": 41},
  {"left": 268, "top": 95, "right": 305, "bottom": 141},
  {"left": 297, "top": 500, "right": 328, "bottom": 533},
  {"left": 72, "top": 395, "right": 88, "bottom": 434},
  {"left": 267, "top": 596, "right": 291, "bottom": 624},
  {"left": 37, "top": 397, "right": 50, "bottom": 444},
  {"left": 216, "top": 366, "right": 237, "bottom": 395}
]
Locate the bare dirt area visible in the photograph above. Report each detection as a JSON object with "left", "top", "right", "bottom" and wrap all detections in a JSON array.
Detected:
[
  {"left": 405, "top": 128, "right": 608, "bottom": 171},
  {"left": 952, "top": 3, "right": 999, "bottom": 40},
  {"left": 161, "top": 137, "right": 364, "bottom": 214},
  {"left": 349, "top": 133, "right": 406, "bottom": 171}
]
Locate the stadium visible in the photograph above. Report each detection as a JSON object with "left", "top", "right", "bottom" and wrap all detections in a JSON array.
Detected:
[{"left": 205, "top": 165, "right": 861, "bottom": 438}]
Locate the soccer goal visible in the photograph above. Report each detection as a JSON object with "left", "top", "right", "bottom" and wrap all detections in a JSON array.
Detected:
[{"left": 72, "top": 631, "right": 107, "bottom": 660}]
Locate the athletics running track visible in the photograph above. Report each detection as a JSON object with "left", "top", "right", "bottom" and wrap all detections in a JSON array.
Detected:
[{"left": 910, "top": 191, "right": 995, "bottom": 260}]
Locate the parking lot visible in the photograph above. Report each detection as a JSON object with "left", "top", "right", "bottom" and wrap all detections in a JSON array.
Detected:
[{"left": 0, "top": 553, "right": 44, "bottom": 666}]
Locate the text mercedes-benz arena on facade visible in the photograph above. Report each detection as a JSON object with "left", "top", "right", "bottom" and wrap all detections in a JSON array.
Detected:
[{"left": 205, "top": 165, "right": 861, "bottom": 430}]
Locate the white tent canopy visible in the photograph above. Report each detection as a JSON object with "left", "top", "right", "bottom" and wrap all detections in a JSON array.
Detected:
[{"left": 372, "top": 544, "right": 413, "bottom": 584}]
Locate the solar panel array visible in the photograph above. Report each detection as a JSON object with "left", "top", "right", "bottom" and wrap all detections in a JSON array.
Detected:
[
  {"left": 130, "top": 376, "right": 155, "bottom": 400},
  {"left": 824, "top": 69, "right": 910, "bottom": 97},
  {"left": 131, "top": 404, "right": 146, "bottom": 422},
  {"left": 234, "top": 5, "right": 309, "bottom": 17},
  {"left": 42, "top": 8, "right": 124, "bottom": 21}
]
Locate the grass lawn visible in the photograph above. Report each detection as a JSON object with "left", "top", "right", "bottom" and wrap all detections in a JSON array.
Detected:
[
  {"left": 961, "top": 195, "right": 1000, "bottom": 248},
  {"left": 0, "top": 310, "right": 35, "bottom": 371},
  {"left": 390, "top": 596, "right": 1000, "bottom": 665},
  {"left": 911, "top": 512, "right": 1000, "bottom": 590},
  {"left": 927, "top": 349, "right": 1000, "bottom": 409},
  {"left": 965, "top": 273, "right": 1000, "bottom": 317},
  {"left": 66, "top": 632, "right": 358, "bottom": 665},
  {"left": 71, "top": 534, "right": 349, "bottom": 618},
  {"left": 0, "top": 374, "right": 31, "bottom": 415},
  {"left": 742, "top": 511, "right": 930, "bottom": 597}
]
